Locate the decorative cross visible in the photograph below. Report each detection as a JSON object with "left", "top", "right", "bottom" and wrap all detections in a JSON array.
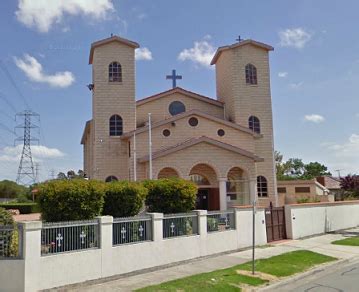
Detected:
[
  {"left": 170, "top": 222, "right": 175, "bottom": 234},
  {"left": 236, "top": 35, "right": 242, "bottom": 42},
  {"left": 138, "top": 225, "right": 144, "bottom": 237},
  {"left": 166, "top": 69, "right": 182, "bottom": 88},
  {"left": 80, "top": 231, "right": 86, "bottom": 244},
  {"left": 224, "top": 217, "right": 229, "bottom": 227},
  {"left": 56, "top": 233, "right": 63, "bottom": 247},
  {"left": 121, "top": 227, "right": 127, "bottom": 239}
]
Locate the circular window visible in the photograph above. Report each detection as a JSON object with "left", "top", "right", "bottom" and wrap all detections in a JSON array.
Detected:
[
  {"left": 217, "top": 129, "right": 225, "bottom": 136},
  {"left": 188, "top": 117, "right": 199, "bottom": 127},
  {"left": 169, "top": 101, "right": 186, "bottom": 116},
  {"left": 163, "top": 129, "right": 171, "bottom": 137}
]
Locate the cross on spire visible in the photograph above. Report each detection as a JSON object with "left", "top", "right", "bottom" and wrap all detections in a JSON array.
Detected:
[{"left": 166, "top": 69, "right": 182, "bottom": 88}]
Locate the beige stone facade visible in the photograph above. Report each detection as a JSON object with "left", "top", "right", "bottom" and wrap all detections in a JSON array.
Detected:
[{"left": 81, "top": 36, "right": 278, "bottom": 209}]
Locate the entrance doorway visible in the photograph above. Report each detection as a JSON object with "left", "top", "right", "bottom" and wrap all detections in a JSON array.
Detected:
[
  {"left": 265, "top": 204, "right": 287, "bottom": 242},
  {"left": 196, "top": 189, "right": 209, "bottom": 210}
]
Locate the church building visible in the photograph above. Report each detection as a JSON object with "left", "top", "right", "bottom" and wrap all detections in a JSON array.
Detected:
[{"left": 81, "top": 35, "right": 278, "bottom": 210}]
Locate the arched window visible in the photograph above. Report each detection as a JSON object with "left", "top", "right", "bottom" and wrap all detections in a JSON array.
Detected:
[
  {"left": 109, "top": 115, "right": 123, "bottom": 136},
  {"left": 109, "top": 62, "right": 122, "bottom": 82},
  {"left": 257, "top": 176, "right": 268, "bottom": 197},
  {"left": 248, "top": 116, "right": 260, "bottom": 133},
  {"left": 245, "top": 64, "right": 257, "bottom": 85},
  {"left": 105, "top": 176, "right": 118, "bottom": 182}
]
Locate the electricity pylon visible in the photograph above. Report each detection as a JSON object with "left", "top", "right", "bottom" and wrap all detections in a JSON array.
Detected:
[{"left": 15, "top": 110, "right": 40, "bottom": 186}]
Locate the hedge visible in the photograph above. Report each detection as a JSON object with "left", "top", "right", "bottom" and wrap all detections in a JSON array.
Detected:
[
  {"left": 144, "top": 178, "right": 197, "bottom": 214},
  {"left": 0, "top": 203, "right": 40, "bottom": 214},
  {"left": 37, "top": 179, "right": 105, "bottom": 222},
  {"left": 103, "top": 181, "right": 148, "bottom": 218}
]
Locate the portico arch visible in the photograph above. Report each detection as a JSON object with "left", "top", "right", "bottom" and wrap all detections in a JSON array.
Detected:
[
  {"left": 157, "top": 167, "right": 180, "bottom": 179},
  {"left": 189, "top": 163, "right": 220, "bottom": 211}
]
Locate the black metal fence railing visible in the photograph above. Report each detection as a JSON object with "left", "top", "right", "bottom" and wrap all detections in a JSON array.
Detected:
[
  {"left": 163, "top": 213, "right": 198, "bottom": 239},
  {"left": 41, "top": 220, "right": 99, "bottom": 256},
  {"left": 113, "top": 216, "right": 152, "bottom": 245}
]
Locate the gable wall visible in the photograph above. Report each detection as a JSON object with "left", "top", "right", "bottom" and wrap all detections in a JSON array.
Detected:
[{"left": 136, "top": 92, "right": 224, "bottom": 127}]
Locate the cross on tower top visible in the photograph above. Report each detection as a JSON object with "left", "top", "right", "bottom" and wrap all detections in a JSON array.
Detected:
[
  {"left": 166, "top": 69, "right": 182, "bottom": 88},
  {"left": 236, "top": 35, "right": 242, "bottom": 42}
]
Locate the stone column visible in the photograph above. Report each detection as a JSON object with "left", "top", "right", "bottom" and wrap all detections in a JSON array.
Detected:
[
  {"left": 219, "top": 177, "right": 227, "bottom": 211},
  {"left": 21, "top": 221, "right": 42, "bottom": 292},
  {"left": 97, "top": 216, "right": 113, "bottom": 277},
  {"left": 249, "top": 177, "right": 257, "bottom": 204},
  {"left": 148, "top": 213, "right": 163, "bottom": 242},
  {"left": 193, "top": 210, "right": 207, "bottom": 236}
]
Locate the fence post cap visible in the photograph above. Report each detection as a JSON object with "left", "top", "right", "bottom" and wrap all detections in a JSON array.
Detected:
[
  {"left": 193, "top": 209, "right": 207, "bottom": 216},
  {"left": 147, "top": 212, "right": 163, "bottom": 219},
  {"left": 96, "top": 216, "right": 113, "bottom": 224},
  {"left": 19, "top": 220, "right": 42, "bottom": 230}
]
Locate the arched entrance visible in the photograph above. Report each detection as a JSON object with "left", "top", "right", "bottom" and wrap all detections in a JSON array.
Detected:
[
  {"left": 227, "top": 167, "right": 250, "bottom": 206},
  {"left": 157, "top": 167, "right": 179, "bottom": 179},
  {"left": 189, "top": 163, "right": 219, "bottom": 210}
]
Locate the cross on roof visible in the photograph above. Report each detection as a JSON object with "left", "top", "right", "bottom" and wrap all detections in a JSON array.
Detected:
[
  {"left": 166, "top": 69, "right": 182, "bottom": 88},
  {"left": 236, "top": 35, "right": 242, "bottom": 42}
]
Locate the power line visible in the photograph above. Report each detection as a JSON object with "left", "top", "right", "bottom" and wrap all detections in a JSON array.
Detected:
[
  {"left": 0, "top": 60, "right": 30, "bottom": 110},
  {"left": 0, "top": 92, "right": 17, "bottom": 113},
  {"left": 0, "top": 122, "right": 16, "bottom": 135},
  {"left": 0, "top": 110, "right": 15, "bottom": 121}
]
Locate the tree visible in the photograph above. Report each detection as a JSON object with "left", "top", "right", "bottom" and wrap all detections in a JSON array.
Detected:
[
  {"left": 56, "top": 170, "right": 86, "bottom": 180},
  {"left": 303, "top": 162, "right": 331, "bottom": 179},
  {"left": 340, "top": 174, "right": 359, "bottom": 199},
  {"left": 0, "top": 180, "right": 28, "bottom": 199},
  {"left": 275, "top": 151, "right": 331, "bottom": 181}
]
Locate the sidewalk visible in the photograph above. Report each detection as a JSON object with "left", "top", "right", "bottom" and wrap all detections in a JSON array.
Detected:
[{"left": 61, "top": 229, "right": 359, "bottom": 292}]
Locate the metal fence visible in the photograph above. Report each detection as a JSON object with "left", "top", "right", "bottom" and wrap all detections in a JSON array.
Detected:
[
  {"left": 113, "top": 216, "right": 152, "bottom": 245},
  {"left": 207, "top": 210, "right": 235, "bottom": 232},
  {"left": 0, "top": 225, "right": 22, "bottom": 259},
  {"left": 163, "top": 213, "right": 198, "bottom": 238},
  {"left": 41, "top": 220, "right": 99, "bottom": 256}
]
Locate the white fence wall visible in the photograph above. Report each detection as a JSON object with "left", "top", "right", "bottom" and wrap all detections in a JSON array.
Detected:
[
  {"left": 0, "top": 208, "right": 267, "bottom": 292},
  {"left": 285, "top": 201, "right": 359, "bottom": 239}
]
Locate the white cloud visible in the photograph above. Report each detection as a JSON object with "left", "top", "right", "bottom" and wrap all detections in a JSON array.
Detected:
[
  {"left": 289, "top": 82, "right": 303, "bottom": 89},
  {"left": 15, "top": 0, "right": 114, "bottom": 33},
  {"left": 135, "top": 47, "right": 153, "bottom": 61},
  {"left": 14, "top": 54, "right": 75, "bottom": 88},
  {"left": 178, "top": 36, "right": 216, "bottom": 68},
  {"left": 278, "top": 72, "right": 288, "bottom": 78},
  {"left": 0, "top": 145, "right": 65, "bottom": 163},
  {"left": 304, "top": 114, "right": 325, "bottom": 123},
  {"left": 279, "top": 28, "right": 312, "bottom": 49}
]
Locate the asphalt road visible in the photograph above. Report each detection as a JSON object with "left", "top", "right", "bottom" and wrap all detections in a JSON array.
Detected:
[{"left": 276, "top": 260, "right": 359, "bottom": 292}]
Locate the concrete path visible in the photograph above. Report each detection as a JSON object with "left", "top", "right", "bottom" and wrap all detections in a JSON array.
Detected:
[{"left": 61, "top": 229, "right": 359, "bottom": 292}]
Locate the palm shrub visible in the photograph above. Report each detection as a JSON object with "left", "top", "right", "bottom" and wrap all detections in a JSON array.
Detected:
[
  {"left": 103, "top": 181, "right": 148, "bottom": 217},
  {"left": 144, "top": 178, "right": 197, "bottom": 214},
  {"left": 37, "top": 179, "right": 105, "bottom": 222}
]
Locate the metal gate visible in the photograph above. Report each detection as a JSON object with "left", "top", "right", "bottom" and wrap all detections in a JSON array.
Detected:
[{"left": 265, "top": 205, "right": 286, "bottom": 242}]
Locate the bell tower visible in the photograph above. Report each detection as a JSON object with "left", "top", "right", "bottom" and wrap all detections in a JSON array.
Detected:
[
  {"left": 89, "top": 35, "right": 139, "bottom": 181},
  {"left": 211, "top": 39, "right": 278, "bottom": 205}
]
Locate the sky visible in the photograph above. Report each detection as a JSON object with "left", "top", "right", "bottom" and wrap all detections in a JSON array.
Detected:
[{"left": 0, "top": 0, "right": 358, "bottom": 182}]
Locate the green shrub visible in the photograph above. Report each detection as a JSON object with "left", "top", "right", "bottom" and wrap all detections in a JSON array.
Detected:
[
  {"left": 144, "top": 178, "right": 197, "bottom": 214},
  {"left": 0, "top": 207, "right": 14, "bottom": 225},
  {"left": 37, "top": 179, "right": 105, "bottom": 222},
  {"left": 0, "top": 180, "right": 28, "bottom": 199},
  {"left": 0, "top": 202, "right": 40, "bottom": 214},
  {"left": 296, "top": 197, "right": 321, "bottom": 204},
  {"left": 103, "top": 181, "right": 148, "bottom": 217}
]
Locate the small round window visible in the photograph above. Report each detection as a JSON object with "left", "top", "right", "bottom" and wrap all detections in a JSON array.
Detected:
[
  {"left": 169, "top": 101, "right": 186, "bottom": 116},
  {"left": 217, "top": 129, "right": 225, "bottom": 136},
  {"left": 188, "top": 117, "right": 199, "bottom": 127},
  {"left": 163, "top": 129, "right": 171, "bottom": 137}
]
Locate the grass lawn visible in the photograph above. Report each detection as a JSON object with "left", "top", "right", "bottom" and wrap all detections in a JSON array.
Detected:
[
  {"left": 332, "top": 236, "right": 359, "bottom": 246},
  {"left": 136, "top": 250, "right": 336, "bottom": 291}
]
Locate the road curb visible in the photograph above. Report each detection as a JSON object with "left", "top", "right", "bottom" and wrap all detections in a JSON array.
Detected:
[{"left": 257, "top": 257, "right": 354, "bottom": 291}]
